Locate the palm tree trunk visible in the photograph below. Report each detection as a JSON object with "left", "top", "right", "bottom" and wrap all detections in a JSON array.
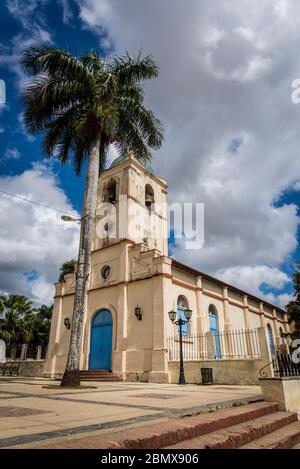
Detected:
[{"left": 61, "top": 134, "right": 101, "bottom": 387}]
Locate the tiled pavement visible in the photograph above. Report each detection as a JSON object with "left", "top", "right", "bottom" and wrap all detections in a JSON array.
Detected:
[{"left": 0, "top": 377, "right": 262, "bottom": 448}]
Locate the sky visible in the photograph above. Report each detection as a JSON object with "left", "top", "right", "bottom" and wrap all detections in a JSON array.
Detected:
[{"left": 1, "top": 0, "right": 300, "bottom": 307}]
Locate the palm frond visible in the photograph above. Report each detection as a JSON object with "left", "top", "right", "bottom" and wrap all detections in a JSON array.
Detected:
[
  {"left": 112, "top": 53, "right": 159, "bottom": 83},
  {"left": 115, "top": 111, "right": 152, "bottom": 163},
  {"left": 118, "top": 97, "right": 163, "bottom": 149},
  {"left": 21, "top": 46, "right": 164, "bottom": 179},
  {"left": 80, "top": 50, "right": 103, "bottom": 73},
  {"left": 21, "top": 46, "right": 91, "bottom": 84}
]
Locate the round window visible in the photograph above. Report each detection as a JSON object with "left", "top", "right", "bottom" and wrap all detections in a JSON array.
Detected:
[{"left": 100, "top": 265, "right": 111, "bottom": 280}]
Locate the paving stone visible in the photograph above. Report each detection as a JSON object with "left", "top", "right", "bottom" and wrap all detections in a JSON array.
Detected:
[{"left": 0, "top": 406, "right": 50, "bottom": 417}]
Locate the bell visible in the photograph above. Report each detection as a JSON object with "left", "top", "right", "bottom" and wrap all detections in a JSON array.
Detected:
[{"left": 145, "top": 194, "right": 153, "bottom": 207}]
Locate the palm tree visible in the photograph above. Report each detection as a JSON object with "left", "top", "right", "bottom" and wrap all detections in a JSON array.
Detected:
[
  {"left": 21, "top": 46, "right": 164, "bottom": 386},
  {"left": 28, "top": 314, "right": 51, "bottom": 348},
  {"left": 37, "top": 304, "right": 53, "bottom": 325},
  {"left": 0, "top": 295, "right": 36, "bottom": 322},
  {"left": 0, "top": 295, "right": 36, "bottom": 355},
  {"left": 58, "top": 259, "right": 76, "bottom": 282}
]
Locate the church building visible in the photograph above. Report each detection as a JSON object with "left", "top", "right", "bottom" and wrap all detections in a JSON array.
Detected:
[{"left": 44, "top": 154, "right": 290, "bottom": 382}]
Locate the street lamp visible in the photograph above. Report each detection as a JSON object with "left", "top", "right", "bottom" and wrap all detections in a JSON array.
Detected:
[
  {"left": 168, "top": 308, "right": 192, "bottom": 385},
  {"left": 61, "top": 215, "right": 81, "bottom": 223},
  {"left": 280, "top": 331, "right": 292, "bottom": 339},
  {"left": 64, "top": 317, "right": 71, "bottom": 329}
]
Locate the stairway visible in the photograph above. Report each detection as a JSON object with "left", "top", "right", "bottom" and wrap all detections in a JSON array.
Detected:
[
  {"left": 162, "top": 403, "right": 300, "bottom": 449},
  {"left": 79, "top": 370, "right": 122, "bottom": 382},
  {"left": 39, "top": 401, "right": 300, "bottom": 449}
]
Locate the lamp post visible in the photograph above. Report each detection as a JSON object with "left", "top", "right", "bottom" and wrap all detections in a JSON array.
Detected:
[{"left": 168, "top": 308, "right": 192, "bottom": 385}]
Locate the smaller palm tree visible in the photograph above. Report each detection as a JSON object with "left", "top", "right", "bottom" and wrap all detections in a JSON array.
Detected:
[
  {"left": 0, "top": 296, "right": 53, "bottom": 359},
  {"left": 0, "top": 295, "right": 36, "bottom": 356},
  {"left": 37, "top": 304, "right": 53, "bottom": 324},
  {"left": 58, "top": 259, "right": 76, "bottom": 282}
]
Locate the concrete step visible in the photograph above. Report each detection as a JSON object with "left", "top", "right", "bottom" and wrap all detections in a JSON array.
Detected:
[
  {"left": 240, "top": 421, "right": 300, "bottom": 449},
  {"left": 79, "top": 370, "right": 122, "bottom": 382},
  {"left": 164, "top": 411, "right": 298, "bottom": 449}
]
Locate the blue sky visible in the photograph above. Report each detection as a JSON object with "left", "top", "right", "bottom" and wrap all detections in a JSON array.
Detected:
[
  {"left": 1, "top": 0, "right": 300, "bottom": 307},
  {"left": 0, "top": 1, "right": 103, "bottom": 213}
]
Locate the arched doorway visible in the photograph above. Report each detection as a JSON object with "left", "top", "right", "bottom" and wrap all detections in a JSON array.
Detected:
[{"left": 89, "top": 309, "right": 113, "bottom": 370}]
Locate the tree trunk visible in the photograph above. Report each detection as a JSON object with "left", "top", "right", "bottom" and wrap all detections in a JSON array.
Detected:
[{"left": 61, "top": 134, "right": 101, "bottom": 387}]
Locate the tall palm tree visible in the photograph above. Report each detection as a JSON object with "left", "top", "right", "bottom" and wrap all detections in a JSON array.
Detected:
[{"left": 21, "top": 46, "right": 163, "bottom": 386}]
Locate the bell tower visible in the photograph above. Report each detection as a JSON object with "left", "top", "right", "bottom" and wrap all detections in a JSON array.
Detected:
[{"left": 93, "top": 153, "right": 168, "bottom": 255}]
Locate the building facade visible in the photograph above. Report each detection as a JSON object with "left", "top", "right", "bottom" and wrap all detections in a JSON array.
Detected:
[{"left": 44, "top": 154, "right": 289, "bottom": 382}]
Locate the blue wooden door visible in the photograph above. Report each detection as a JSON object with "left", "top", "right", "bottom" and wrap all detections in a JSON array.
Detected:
[
  {"left": 209, "top": 311, "right": 221, "bottom": 359},
  {"left": 89, "top": 309, "right": 112, "bottom": 370}
]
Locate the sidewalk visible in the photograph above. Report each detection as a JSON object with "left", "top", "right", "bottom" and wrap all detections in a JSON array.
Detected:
[{"left": 0, "top": 377, "right": 262, "bottom": 448}]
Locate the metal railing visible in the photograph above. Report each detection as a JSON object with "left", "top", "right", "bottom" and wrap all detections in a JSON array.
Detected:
[
  {"left": 167, "top": 329, "right": 261, "bottom": 361},
  {"left": 273, "top": 351, "right": 300, "bottom": 377}
]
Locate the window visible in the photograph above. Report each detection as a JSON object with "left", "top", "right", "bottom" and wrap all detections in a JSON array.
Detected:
[
  {"left": 177, "top": 295, "right": 189, "bottom": 337},
  {"left": 208, "top": 304, "right": 221, "bottom": 359},
  {"left": 208, "top": 305, "right": 219, "bottom": 333},
  {"left": 103, "top": 179, "right": 117, "bottom": 204},
  {"left": 100, "top": 265, "right": 111, "bottom": 280},
  {"left": 145, "top": 184, "right": 155, "bottom": 209},
  {"left": 267, "top": 324, "right": 275, "bottom": 355}
]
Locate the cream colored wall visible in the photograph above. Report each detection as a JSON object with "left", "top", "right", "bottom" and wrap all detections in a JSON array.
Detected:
[
  {"left": 169, "top": 359, "right": 265, "bottom": 385},
  {"left": 44, "top": 288, "right": 74, "bottom": 378},
  {"left": 172, "top": 267, "right": 196, "bottom": 287},
  {"left": 90, "top": 242, "right": 128, "bottom": 288},
  {"left": 248, "top": 311, "right": 262, "bottom": 329},
  {"left": 202, "top": 279, "right": 223, "bottom": 295},
  {"left": 260, "top": 378, "right": 300, "bottom": 413},
  {"left": 227, "top": 304, "right": 246, "bottom": 330}
]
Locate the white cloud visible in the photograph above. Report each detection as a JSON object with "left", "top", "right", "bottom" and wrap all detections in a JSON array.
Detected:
[
  {"left": 5, "top": 0, "right": 49, "bottom": 29},
  {"left": 0, "top": 163, "right": 79, "bottom": 305},
  {"left": 17, "top": 113, "right": 35, "bottom": 142},
  {"left": 76, "top": 0, "right": 300, "bottom": 307},
  {"left": 2, "top": 147, "right": 21, "bottom": 162},
  {"left": 217, "top": 265, "right": 290, "bottom": 291},
  {"left": 1, "top": 1, "right": 52, "bottom": 92},
  {"left": 215, "top": 265, "right": 292, "bottom": 306},
  {"left": 58, "top": 0, "right": 73, "bottom": 24}
]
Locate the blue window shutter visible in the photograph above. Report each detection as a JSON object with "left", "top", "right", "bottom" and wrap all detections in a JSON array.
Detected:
[{"left": 177, "top": 308, "right": 188, "bottom": 336}]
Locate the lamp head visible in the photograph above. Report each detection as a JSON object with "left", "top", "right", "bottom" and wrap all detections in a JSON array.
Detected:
[
  {"left": 64, "top": 317, "right": 71, "bottom": 329},
  {"left": 135, "top": 305, "right": 142, "bottom": 320},
  {"left": 168, "top": 310, "right": 177, "bottom": 322},
  {"left": 184, "top": 308, "right": 192, "bottom": 321}
]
